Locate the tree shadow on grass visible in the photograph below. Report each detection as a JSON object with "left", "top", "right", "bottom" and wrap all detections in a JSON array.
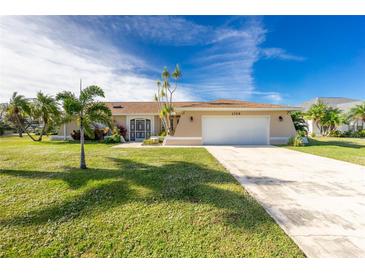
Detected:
[
  {"left": 308, "top": 138, "right": 364, "bottom": 148},
  {"left": 0, "top": 158, "right": 275, "bottom": 230}
]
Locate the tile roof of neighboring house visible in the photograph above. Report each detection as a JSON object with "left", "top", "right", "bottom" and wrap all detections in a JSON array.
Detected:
[
  {"left": 105, "top": 99, "right": 299, "bottom": 115},
  {"left": 336, "top": 100, "right": 364, "bottom": 112},
  {"left": 301, "top": 97, "right": 360, "bottom": 111}
]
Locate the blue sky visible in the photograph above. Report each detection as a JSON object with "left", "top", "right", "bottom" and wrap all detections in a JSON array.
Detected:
[{"left": 0, "top": 16, "right": 364, "bottom": 105}]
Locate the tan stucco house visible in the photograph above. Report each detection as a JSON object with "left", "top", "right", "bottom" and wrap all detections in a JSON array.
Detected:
[{"left": 59, "top": 99, "right": 301, "bottom": 145}]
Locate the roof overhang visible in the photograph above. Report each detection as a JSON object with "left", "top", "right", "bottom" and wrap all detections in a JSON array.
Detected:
[{"left": 174, "top": 107, "right": 303, "bottom": 112}]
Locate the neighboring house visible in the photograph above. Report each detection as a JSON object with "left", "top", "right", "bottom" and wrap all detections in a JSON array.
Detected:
[
  {"left": 58, "top": 99, "right": 301, "bottom": 145},
  {"left": 301, "top": 97, "right": 364, "bottom": 134}
]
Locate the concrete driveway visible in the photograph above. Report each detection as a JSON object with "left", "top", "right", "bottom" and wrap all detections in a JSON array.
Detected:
[{"left": 206, "top": 145, "right": 365, "bottom": 258}]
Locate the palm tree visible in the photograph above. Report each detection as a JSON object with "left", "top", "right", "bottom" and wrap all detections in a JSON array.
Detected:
[
  {"left": 321, "top": 107, "right": 342, "bottom": 134},
  {"left": 31, "top": 92, "right": 61, "bottom": 141},
  {"left": 6, "top": 92, "right": 31, "bottom": 137},
  {"left": 155, "top": 65, "right": 181, "bottom": 135},
  {"left": 290, "top": 111, "right": 308, "bottom": 134},
  {"left": 56, "top": 85, "right": 111, "bottom": 169},
  {"left": 349, "top": 102, "right": 365, "bottom": 129},
  {"left": 305, "top": 101, "right": 327, "bottom": 134}
]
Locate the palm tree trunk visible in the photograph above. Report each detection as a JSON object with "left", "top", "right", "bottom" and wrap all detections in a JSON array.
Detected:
[
  {"left": 80, "top": 124, "right": 87, "bottom": 169},
  {"left": 37, "top": 121, "right": 48, "bottom": 141},
  {"left": 16, "top": 114, "right": 37, "bottom": 141}
]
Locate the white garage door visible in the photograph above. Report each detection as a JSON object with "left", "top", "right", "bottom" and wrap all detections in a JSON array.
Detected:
[{"left": 202, "top": 116, "right": 270, "bottom": 145}]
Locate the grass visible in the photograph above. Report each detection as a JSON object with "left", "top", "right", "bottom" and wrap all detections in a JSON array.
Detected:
[
  {"left": 0, "top": 136, "right": 303, "bottom": 258},
  {"left": 284, "top": 137, "right": 365, "bottom": 166}
]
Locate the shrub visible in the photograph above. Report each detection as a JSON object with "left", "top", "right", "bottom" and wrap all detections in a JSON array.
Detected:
[
  {"left": 159, "top": 130, "right": 167, "bottom": 137},
  {"left": 297, "top": 130, "right": 307, "bottom": 137},
  {"left": 288, "top": 133, "right": 305, "bottom": 147},
  {"left": 143, "top": 137, "right": 160, "bottom": 145},
  {"left": 116, "top": 124, "right": 127, "bottom": 139},
  {"left": 310, "top": 132, "right": 316, "bottom": 138},
  {"left": 359, "top": 130, "right": 365, "bottom": 137},
  {"left": 328, "top": 130, "right": 343, "bottom": 137},
  {"left": 342, "top": 130, "right": 352, "bottom": 137},
  {"left": 350, "top": 129, "right": 365, "bottom": 138},
  {"left": 71, "top": 128, "right": 107, "bottom": 141},
  {"left": 0, "top": 123, "right": 4, "bottom": 136},
  {"left": 104, "top": 134, "right": 121, "bottom": 144}
]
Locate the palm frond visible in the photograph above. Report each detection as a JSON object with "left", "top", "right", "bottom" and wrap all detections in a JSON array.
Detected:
[{"left": 80, "top": 85, "right": 105, "bottom": 103}]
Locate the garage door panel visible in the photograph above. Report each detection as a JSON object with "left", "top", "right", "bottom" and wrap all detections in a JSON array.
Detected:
[{"left": 202, "top": 116, "right": 269, "bottom": 145}]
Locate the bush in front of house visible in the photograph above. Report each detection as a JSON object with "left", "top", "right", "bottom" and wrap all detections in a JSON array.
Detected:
[
  {"left": 159, "top": 130, "right": 167, "bottom": 137},
  {"left": 288, "top": 132, "right": 306, "bottom": 147},
  {"left": 350, "top": 129, "right": 365, "bottom": 138},
  {"left": 328, "top": 130, "right": 343, "bottom": 137},
  {"left": 143, "top": 138, "right": 160, "bottom": 145},
  {"left": 104, "top": 128, "right": 126, "bottom": 144},
  {"left": 104, "top": 134, "right": 121, "bottom": 144},
  {"left": 116, "top": 124, "right": 128, "bottom": 140},
  {"left": 0, "top": 123, "right": 4, "bottom": 136},
  {"left": 71, "top": 127, "right": 107, "bottom": 141}
]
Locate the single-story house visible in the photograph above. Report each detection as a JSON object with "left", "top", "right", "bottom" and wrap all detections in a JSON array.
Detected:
[
  {"left": 58, "top": 99, "right": 301, "bottom": 145},
  {"left": 301, "top": 97, "right": 364, "bottom": 134}
]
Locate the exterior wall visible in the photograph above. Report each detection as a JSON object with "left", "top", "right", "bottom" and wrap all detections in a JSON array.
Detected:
[
  {"left": 56, "top": 120, "right": 78, "bottom": 138},
  {"left": 307, "top": 120, "right": 321, "bottom": 135},
  {"left": 172, "top": 110, "right": 296, "bottom": 145},
  {"left": 154, "top": 115, "right": 162, "bottom": 135},
  {"left": 112, "top": 115, "right": 127, "bottom": 129},
  {"left": 163, "top": 137, "right": 202, "bottom": 146}
]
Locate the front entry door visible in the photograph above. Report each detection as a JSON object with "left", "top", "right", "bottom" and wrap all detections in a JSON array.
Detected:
[
  {"left": 135, "top": 119, "right": 146, "bottom": 140},
  {"left": 129, "top": 119, "right": 151, "bottom": 141}
]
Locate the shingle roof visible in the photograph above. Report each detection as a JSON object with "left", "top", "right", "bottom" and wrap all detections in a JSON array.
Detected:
[
  {"left": 175, "top": 99, "right": 291, "bottom": 109},
  {"left": 105, "top": 99, "right": 299, "bottom": 115},
  {"left": 105, "top": 101, "right": 195, "bottom": 115}
]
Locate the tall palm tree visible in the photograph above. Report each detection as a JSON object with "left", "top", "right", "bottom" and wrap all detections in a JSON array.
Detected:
[
  {"left": 6, "top": 92, "right": 31, "bottom": 137},
  {"left": 155, "top": 65, "right": 181, "bottom": 135},
  {"left": 56, "top": 85, "right": 111, "bottom": 169},
  {"left": 31, "top": 92, "right": 61, "bottom": 141},
  {"left": 305, "top": 101, "right": 327, "bottom": 134},
  {"left": 349, "top": 102, "right": 365, "bottom": 129}
]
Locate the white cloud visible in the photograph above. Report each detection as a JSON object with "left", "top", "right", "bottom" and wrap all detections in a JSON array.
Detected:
[
  {"left": 187, "top": 18, "right": 266, "bottom": 99},
  {"left": 261, "top": 47, "right": 305, "bottom": 61},
  {"left": 261, "top": 93, "right": 283, "bottom": 103},
  {"left": 0, "top": 16, "right": 197, "bottom": 103},
  {"left": 106, "top": 16, "right": 212, "bottom": 46},
  {"left": 0, "top": 16, "right": 299, "bottom": 104}
]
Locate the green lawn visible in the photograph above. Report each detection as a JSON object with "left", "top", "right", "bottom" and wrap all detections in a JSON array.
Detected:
[
  {"left": 0, "top": 136, "right": 303, "bottom": 258},
  {"left": 285, "top": 137, "right": 365, "bottom": 166}
]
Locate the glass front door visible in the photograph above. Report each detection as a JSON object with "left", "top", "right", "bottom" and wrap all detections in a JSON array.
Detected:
[{"left": 129, "top": 119, "right": 151, "bottom": 141}]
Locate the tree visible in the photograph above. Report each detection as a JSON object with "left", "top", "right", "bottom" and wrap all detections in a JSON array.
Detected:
[
  {"left": 5, "top": 92, "right": 32, "bottom": 137},
  {"left": 321, "top": 107, "right": 342, "bottom": 135},
  {"left": 290, "top": 111, "right": 308, "bottom": 134},
  {"left": 56, "top": 85, "right": 112, "bottom": 169},
  {"left": 31, "top": 91, "right": 61, "bottom": 141},
  {"left": 348, "top": 102, "right": 365, "bottom": 129},
  {"left": 154, "top": 65, "right": 181, "bottom": 135},
  {"left": 305, "top": 101, "right": 327, "bottom": 134}
]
